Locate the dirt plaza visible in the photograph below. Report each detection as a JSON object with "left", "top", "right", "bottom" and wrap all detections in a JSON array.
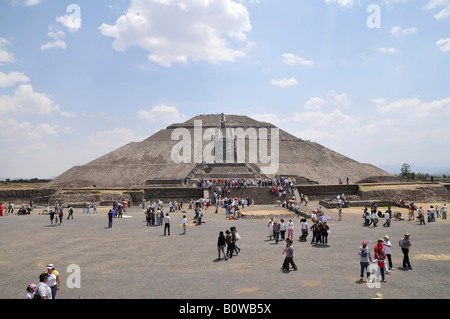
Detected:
[{"left": 0, "top": 201, "right": 449, "bottom": 299}]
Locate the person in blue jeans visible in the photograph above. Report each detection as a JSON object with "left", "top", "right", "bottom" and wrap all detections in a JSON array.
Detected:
[
  {"left": 358, "top": 241, "right": 373, "bottom": 281},
  {"left": 273, "top": 222, "right": 281, "bottom": 244}
]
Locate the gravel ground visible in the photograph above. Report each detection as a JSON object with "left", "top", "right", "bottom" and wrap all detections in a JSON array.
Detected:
[{"left": 0, "top": 201, "right": 449, "bottom": 300}]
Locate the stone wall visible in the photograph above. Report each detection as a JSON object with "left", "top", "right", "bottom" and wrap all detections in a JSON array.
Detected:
[{"left": 0, "top": 189, "right": 56, "bottom": 204}]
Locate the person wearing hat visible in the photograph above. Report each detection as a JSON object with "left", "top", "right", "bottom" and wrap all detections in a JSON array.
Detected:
[
  {"left": 358, "top": 241, "right": 373, "bottom": 281},
  {"left": 26, "top": 284, "right": 36, "bottom": 299},
  {"left": 35, "top": 273, "right": 52, "bottom": 299},
  {"left": 399, "top": 233, "right": 412, "bottom": 270},
  {"left": 374, "top": 238, "right": 387, "bottom": 282},
  {"left": 46, "top": 264, "right": 60, "bottom": 299}
]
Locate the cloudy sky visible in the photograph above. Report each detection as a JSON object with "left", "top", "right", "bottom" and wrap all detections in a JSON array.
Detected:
[{"left": 0, "top": 0, "right": 449, "bottom": 179}]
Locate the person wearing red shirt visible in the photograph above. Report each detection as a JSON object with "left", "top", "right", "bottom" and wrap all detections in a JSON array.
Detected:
[{"left": 374, "top": 238, "right": 387, "bottom": 283}]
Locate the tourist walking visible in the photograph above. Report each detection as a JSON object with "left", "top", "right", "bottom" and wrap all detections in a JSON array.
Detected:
[
  {"left": 35, "top": 273, "right": 52, "bottom": 299},
  {"left": 287, "top": 219, "right": 294, "bottom": 240},
  {"left": 225, "top": 230, "right": 233, "bottom": 258},
  {"left": 46, "top": 264, "right": 60, "bottom": 298},
  {"left": 182, "top": 215, "right": 187, "bottom": 234},
  {"left": 280, "top": 219, "right": 286, "bottom": 240},
  {"left": 217, "top": 231, "right": 227, "bottom": 261},
  {"left": 383, "top": 235, "right": 393, "bottom": 270},
  {"left": 383, "top": 207, "right": 391, "bottom": 227},
  {"left": 282, "top": 239, "right": 298, "bottom": 272},
  {"left": 49, "top": 210, "right": 56, "bottom": 226},
  {"left": 231, "top": 226, "right": 240, "bottom": 254},
  {"left": 311, "top": 221, "right": 322, "bottom": 244},
  {"left": 400, "top": 233, "right": 412, "bottom": 270},
  {"left": 108, "top": 209, "right": 114, "bottom": 228},
  {"left": 427, "top": 206, "right": 435, "bottom": 223},
  {"left": 58, "top": 209, "right": 63, "bottom": 225},
  {"left": 267, "top": 219, "right": 274, "bottom": 241},
  {"left": 299, "top": 219, "right": 308, "bottom": 242},
  {"left": 273, "top": 221, "right": 281, "bottom": 244},
  {"left": 442, "top": 204, "right": 447, "bottom": 219},
  {"left": 370, "top": 209, "right": 378, "bottom": 227},
  {"left": 374, "top": 239, "right": 387, "bottom": 282},
  {"left": 358, "top": 241, "right": 373, "bottom": 281},
  {"left": 164, "top": 213, "right": 171, "bottom": 235},
  {"left": 67, "top": 206, "right": 74, "bottom": 220},
  {"left": 363, "top": 207, "right": 370, "bottom": 226},
  {"left": 418, "top": 206, "right": 426, "bottom": 225},
  {"left": 321, "top": 222, "right": 330, "bottom": 244}
]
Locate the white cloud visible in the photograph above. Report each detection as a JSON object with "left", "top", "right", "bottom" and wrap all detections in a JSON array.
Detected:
[
  {"left": 138, "top": 104, "right": 185, "bottom": 123},
  {"left": 293, "top": 109, "right": 357, "bottom": 127},
  {"left": 40, "top": 25, "right": 66, "bottom": 51},
  {"left": 375, "top": 97, "right": 450, "bottom": 117},
  {"left": 99, "top": 0, "right": 253, "bottom": 67},
  {"left": 0, "top": 38, "right": 15, "bottom": 65},
  {"left": 0, "top": 119, "right": 60, "bottom": 142},
  {"left": 13, "top": 0, "right": 42, "bottom": 6},
  {"left": 24, "top": 0, "right": 42, "bottom": 5},
  {"left": 304, "top": 97, "right": 327, "bottom": 110},
  {"left": 282, "top": 53, "right": 313, "bottom": 66},
  {"left": 437, "top": 38, "right": 450, "bottom": 52},
  {"left": 424, "top": 0, "right": 449, "bottom": 10},
  {"left": 424, "top": 0, "right": 450, "bottom": 18},
  {"left": 56, "top": 11, "right": 82, "bottom": 33},
  {"left": 270, "top": 77, "right": 298, "bottom": 88},
  {"left": 324, "top": 0, "right": 360, "bottom": 9},
  {"left": 0, "top": 71, "right": 30, "bottom": 88},
  {"left": 379, "top": 47, "right": 397, "bottom": 54},
  {"left": 41, "top": 6, "right": 81, "bottom": 51},
  {"left": 390, "top": 25, "right": 417, "bottom": 37},
  {"left": 304, "top": 91, "right": 352, "bottom": 109},
  {"left": 40, "top": 40, "right": 67, "bottom": 51},
  {"left": 0, "top": 84, "right": 59, "bottom": 115}
]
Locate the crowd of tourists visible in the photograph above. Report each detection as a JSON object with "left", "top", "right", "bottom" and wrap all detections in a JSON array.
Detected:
[
  {"left": 1, "top": 188, "right": 447, "bottom": 298},
  {"left": 190, "top": 176, "right": 297, "bottom": 189}
]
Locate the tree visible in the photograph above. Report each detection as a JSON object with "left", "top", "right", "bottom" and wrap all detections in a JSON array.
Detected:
[{"left": 400, "top": 163, "right": 411, "bottom": 178}]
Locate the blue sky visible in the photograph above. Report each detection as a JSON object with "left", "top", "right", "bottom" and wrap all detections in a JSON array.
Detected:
[{"left": 0, "top": 0, "right": 449, "bottom": 179}]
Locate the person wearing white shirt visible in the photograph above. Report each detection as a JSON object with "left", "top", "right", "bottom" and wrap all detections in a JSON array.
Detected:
[
  {"left": 383, "top": 207, "right": 391, "bottom": 227},
  {"left": 182, "top": 215, "right": 187, "bottom": 234},
  {"left": 280, "top": 219, "right": 287, "bottom": 240},
  {"left": 287, "top": 219, "right": 294, "bottom": 240},
  {"left": 35, "top": 273, "right": 52, "bottom": 299},
  {"left": 300, "top": 219, "right": 308, "bottom": 241},
  {"left": 383, "top": 236, "right": 393, "bottom": 270},
  {"left": 164, "top": 213, "right": 171, "bottom": 236}
]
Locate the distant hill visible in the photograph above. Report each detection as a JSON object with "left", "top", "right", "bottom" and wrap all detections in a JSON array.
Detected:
[{"left": 378, "top": 163, "right": 450, "bottom": 176}]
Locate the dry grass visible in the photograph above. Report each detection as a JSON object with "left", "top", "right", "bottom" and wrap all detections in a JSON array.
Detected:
[{"left": 0, "top": 183, "right": 48, "bottom": 190}]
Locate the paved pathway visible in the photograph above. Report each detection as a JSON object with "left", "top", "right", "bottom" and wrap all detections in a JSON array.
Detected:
[{"left": 1, "top": 202, "right": 449, "bottom": 299}]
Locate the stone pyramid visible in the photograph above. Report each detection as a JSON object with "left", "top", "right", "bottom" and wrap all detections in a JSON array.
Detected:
[{"left": 45, "top": 113, "right": 392, "bottom": 188}]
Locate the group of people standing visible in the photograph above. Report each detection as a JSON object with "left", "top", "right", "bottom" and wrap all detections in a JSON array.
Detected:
[
  {"left": 267, "top": 218, "right": 295, "bottom": 244},
  {"left": 26, "top": 264, "right": 60, "bottom": 299},
  {"left": 217, "top": 226, "right": 241, "bottom": 261},
  {"left": 358, "top": 233, "right": 412, "bottom": 283}
]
